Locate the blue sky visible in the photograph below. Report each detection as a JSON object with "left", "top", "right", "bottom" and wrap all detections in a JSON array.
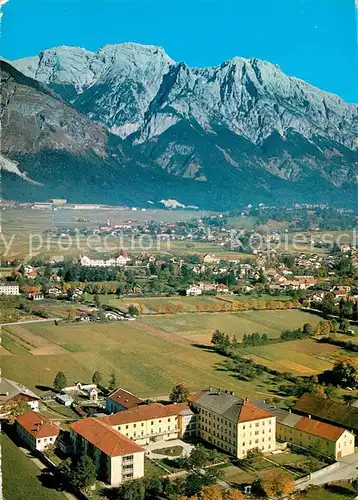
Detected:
[{"left": 2, "top": 0, "right": 357, "bottom": 102}]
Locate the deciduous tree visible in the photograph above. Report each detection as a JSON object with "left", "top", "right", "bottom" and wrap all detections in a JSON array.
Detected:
[
  {"left": 259, "top": 470, "right": 294, "bottom": 498},
  {"left": 170, "top": 383, "right": 190, "bottom": 403}
]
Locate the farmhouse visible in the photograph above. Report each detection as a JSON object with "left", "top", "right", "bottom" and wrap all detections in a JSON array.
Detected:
[
  {"left": 0, "top": 281, "right": 20, "bottom": 296},
  {"left": 331, "top": 286, "right": 351, "bottom": 299},
  {"left": 216, "top": 284, "right": 230, "bottom": 294},
  {"left": 0, "top": 378, "right": 39, "bottom": 416},
  {"left": 70, "top": 418, "right": 145, "bottom": 486},
  {"left": 106, "top": 388, "right": 143, "bottom": 414},
  {"left": 48, "top": 286, "right": 62, "bottom": 297},
  {"left": 199, "top": 281, "right": 216, "bottom": 292},
  {"left": 28, "top": 292, "right": 44, "bottom": 301},
  {"left": 202, "top": 254, "right": 219, "bottom": 264},
  {"left": 100, "top": 402, "right": 195, "bottom": 445},
  {"left": 293, "top": 393, "right": 358, "bottom": 437},
  {"left": 260, "top": 405, "right": 355, "bottom": 460},
  {"left": 190, "top": 389, "right": 276, "bottom": 459},
  {"left": 186, "top": 284, "right": 202, "bottom": 296},
  {"left": 16, "top": 411, "right": 60, "bottom": 451}
]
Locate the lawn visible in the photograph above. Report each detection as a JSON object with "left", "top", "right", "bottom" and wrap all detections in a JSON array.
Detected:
[
  {"left": 222, "top": 465, "right": 255, "bottom": 485},
  {"left": 152, "top": 445, "right": 184, "bottom": 456},
  {"left": 235, "top": 338, "right": 341, "bottom": 375},
  {"left": 304, "top": 484, "right": 356, "bottom": 499},
  {"left": 1, "top": 432, "right": 66, "bottom": 500},
  {"left": 144, "top": 458, "right": 166, "bottom": 477},
  {"left": 0, "top": 319, "right": 281, "bottom": 400}
]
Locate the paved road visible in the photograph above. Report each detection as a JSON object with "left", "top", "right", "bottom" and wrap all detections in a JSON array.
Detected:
[
  {"left": 296, "top": 452, "right": 358, "bottom": 490},
  {"left": 0, "top": 318, "right": 62, "bottom": 326}
]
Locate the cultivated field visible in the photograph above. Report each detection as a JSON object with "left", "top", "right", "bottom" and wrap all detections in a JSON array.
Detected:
[
  {"left": 108, "top": 295, "right": 229, "bottom": 313},
  {"left": 108, "top": 295, "right": 294, "bottom": 314},
  {"left": 236, "top": 338, "right": 342, "bottom": 375},
  {"left": 1, "top": 208, "right": 251, "bottom": 260},
  {"left": 0, "top": 314, "right": 295, "bottom": 400},
  {"left": 139, "top": 310, "right": 321, "bottom": 345}
]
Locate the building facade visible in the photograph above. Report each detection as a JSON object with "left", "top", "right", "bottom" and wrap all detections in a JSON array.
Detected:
[
  {"left": 70, "top": 418, "right": 144, "bottom": 486},
  {"left": 101, "top": 402, "right": 194, "bottom": 445},
  {"left": 16, "top": 411, "right": 60, "bottom": 451},
  {"left": 276, "top": 412, "right": 355, "bottom": 460},
  {"left": 80, "top": 255, "right": 128, "bottom": 267},
  {"left": 0, "top": 378, "right": 39, "bottom": 416},
  {"left": 106, "top": 388, "right": 143, "bottom": 414},
  {"left": 191, "top": 390, "right": 276, "bottom": 459},
  {"left": 0, "top": 282, "right": 20, "bottom": 295}
]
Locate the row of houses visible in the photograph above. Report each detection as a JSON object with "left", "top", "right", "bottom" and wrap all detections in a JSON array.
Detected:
[{"left": 11, "top": 386, "right": 358, "bottom": 487}]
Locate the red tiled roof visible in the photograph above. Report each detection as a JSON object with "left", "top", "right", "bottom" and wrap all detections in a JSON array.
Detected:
[
  {"left": 101, "top": 402, "right": 189, "bottom": 426},
  {"left": 238, "top": 401, "right": 274, "bottom": 423},
  {"left": 294, "top": 416, "right": 345, "bottom": 441},
  {"left": 70, "top": 418, "right": 144, "bottom": 457},
  {"left": 188, "top": 391, "right": 207, "bottom": 403},
  {"left": 108, "top": 388, "right": 143, "bottom": 409},
  {"left": 293, "top": 393, "right": 358, "bottom": 431},
  {"left": 16, "top": 411, "right": 60, "bottom": 439}
]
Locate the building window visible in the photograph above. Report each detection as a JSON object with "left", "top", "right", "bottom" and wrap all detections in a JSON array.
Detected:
[{"left": 126, "top": 425, "right": 129, "bottom": 429}]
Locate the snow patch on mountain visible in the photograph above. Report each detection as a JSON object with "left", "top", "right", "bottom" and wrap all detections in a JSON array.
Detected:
[{"left": 0, "top": 154, "right": 42, "bottom": 185}]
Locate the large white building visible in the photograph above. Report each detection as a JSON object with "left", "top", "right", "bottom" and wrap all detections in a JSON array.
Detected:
[
  {"left": 80, "top": 255, "right": 129, "bottom": 267},
  {"left": 190, "top": 389, "right": 276, "bottom": 459},
  {"left": 70, "top": 417, "right": 145, "bottom": 486},
  {"left": 0, "top": 282, "right": 20, "bottom": 296}
]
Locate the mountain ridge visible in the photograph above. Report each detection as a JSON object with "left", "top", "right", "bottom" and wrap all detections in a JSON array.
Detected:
[{"left": 2, "top": 43, "right": 358, "bottom": 209}]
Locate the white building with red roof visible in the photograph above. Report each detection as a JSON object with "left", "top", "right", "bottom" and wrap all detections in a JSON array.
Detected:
[
  {"left": 101, "top": 402, "right": 195, "bottom": 445},
  {"left": 16, "top": 411, "right": 60, "bottom": 451},
  {"left": 70, "top": 417, "right": 145, "bottom": 485}
]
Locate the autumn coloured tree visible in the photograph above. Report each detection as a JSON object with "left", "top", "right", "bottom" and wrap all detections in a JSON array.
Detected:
[
  {"left": 314, "top": 319, "right": 333, "bottom": 336},
  {"left": 180, "top": 485, "right": 244, "bottom": 500},
  {"left": 223, "top": 490, "right": 244, "bottom": 500},
  {"left": 259, "top": 470, "right": 294, "bottom": 498},
  {"left": 332, "top": 357, "right": 358, "bottom": 388}
]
